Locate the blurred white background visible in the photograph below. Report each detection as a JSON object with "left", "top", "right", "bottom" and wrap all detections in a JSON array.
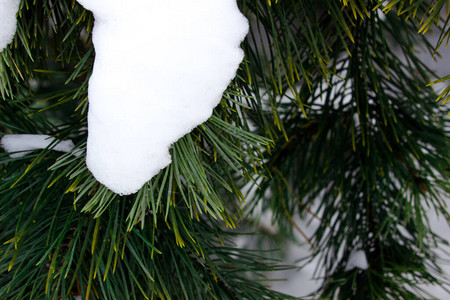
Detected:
[{"left": 266, "top": 28, "right": 450, "bottom": 299}]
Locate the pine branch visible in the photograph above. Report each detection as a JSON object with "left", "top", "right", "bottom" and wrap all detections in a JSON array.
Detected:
[
  {"left": 1, "top": 0, "right": 449, "bottom": 299},
  {"left": 248, "top": 1, "right": 450, "bottom": 298}
]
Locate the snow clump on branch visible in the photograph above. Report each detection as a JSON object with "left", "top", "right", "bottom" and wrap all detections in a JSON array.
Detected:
[
  {"left": 76, "top": 0, "right": 249, "bottom": 195},
  {"left": 0, "top": 0, "right": 20, "bottom": 51}
]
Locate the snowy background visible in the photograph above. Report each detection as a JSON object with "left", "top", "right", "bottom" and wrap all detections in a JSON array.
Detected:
[{"left": 264, "top": 30, "right": 450, "bottom": 299}]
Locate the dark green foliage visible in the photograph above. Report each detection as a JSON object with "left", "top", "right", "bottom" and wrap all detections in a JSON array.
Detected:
[
  {"left": 0, "top": 179, "right": 291, "bottom": 299},
  {"left": 1, "top": 0, "right": 449, "bottom": 299},
  {"left": 248, "top": 0, "right": 450, "bottom": 298},
  {"left": 0, "top": 1, "right": 288, "bottom": 299}
]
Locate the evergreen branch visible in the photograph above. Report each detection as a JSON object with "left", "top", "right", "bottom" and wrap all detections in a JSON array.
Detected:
[
  {"left": 1, "top": 0, "right": 449, "bottom": 298},
  {"left": 249, "top": 2, "right": 450, "bottom": 298}
]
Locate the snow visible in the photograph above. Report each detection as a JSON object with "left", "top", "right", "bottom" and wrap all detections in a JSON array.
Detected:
[
  {"left": 344, "top": 249, "right": 369, "bottom": 271},
  {"left": 1, "top": 134, "right": 76, "bottom": 158},
  {"left": 76, "top": 0, "right": 249, "bottom": 195},
  {"left": 0, "top": 0, "right": 20, "bottom": 51}
]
